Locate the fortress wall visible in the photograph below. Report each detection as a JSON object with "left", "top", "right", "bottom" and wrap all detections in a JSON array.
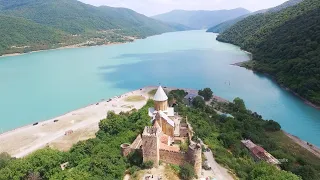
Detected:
[
  {"left": 180, "top": 127, "right": 189, "bottom": 137},
  {"left": 159, "top": 150, "right": 186, "bottom": 165},
  {"left": 121, "top": 143, "right": 132, "bottom": 157},
  {"left": 131, "top": 134, "right": 142, "bottom": 149}
]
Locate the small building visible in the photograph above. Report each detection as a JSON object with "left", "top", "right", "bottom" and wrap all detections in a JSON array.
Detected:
[{"left": 241, "top": 139, "right": 280, "bottom": 165}]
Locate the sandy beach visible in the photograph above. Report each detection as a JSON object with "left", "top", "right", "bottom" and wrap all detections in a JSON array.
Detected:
[
  {"left": 0, "top": 87, "right": 155, "bottom": 158},
  {"left": 0, "top": 41, "right": 132, "bottom": 59}
]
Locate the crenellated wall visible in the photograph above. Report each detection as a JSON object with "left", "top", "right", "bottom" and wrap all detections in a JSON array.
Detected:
[{"left": 142, "top": 126, "right": 161, "bottom": 167}]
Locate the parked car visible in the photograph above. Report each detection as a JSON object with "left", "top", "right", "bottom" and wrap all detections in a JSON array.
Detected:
[{"left": 202, "top": 161, "right": 212, "bottom": 170}]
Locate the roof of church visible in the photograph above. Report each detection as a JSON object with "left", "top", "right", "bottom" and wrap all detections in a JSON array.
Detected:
[
  {"left": 153, "top": 86, "right": 168, "bottom": 101},
  {"left": 151, "top": 111, "right": 174, "bottom": 127}
]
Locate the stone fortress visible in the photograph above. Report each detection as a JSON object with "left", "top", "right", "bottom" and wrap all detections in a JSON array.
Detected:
[{"left": 121, "top": 86, "right": 202, "bottom": 176}]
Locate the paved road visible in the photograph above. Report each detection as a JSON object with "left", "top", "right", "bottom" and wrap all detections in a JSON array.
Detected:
[
  {"left": 203, "top": 151, "right": 234, "bottom": 180},
  {"left": 199, "top": 139, "right": 234, "bottom": 180}
]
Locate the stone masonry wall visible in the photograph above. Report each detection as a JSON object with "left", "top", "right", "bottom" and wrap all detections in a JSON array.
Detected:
[
  {"left": 159, "top": 150, "right": 186, "bottom": 165},
  {"left": 131, "top": 135, "right": 142, "bottom": 149},
  {"left": 142, "top": 135, "right": 160, "bottom": 167}
]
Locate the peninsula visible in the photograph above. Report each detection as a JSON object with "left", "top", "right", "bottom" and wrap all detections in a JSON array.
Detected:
[{"left": 0, "top": 86, "right": 319, "bottom": 179}]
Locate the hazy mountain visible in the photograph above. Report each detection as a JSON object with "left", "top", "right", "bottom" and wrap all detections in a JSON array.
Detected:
[
  {"left": 207, "top": 0, "right": 304, "bottom": 33},
  {"left": 151, "top": 8, "right": 250, "bottom": 29}
]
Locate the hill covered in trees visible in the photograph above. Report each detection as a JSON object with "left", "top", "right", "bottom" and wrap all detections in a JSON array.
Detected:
[
  {"left": 207, "top": 0, "right": 303, "bottom": 33},
  {"left": 0, "top": 15, "right": 67, "bottom": 55},
  {"left": 216, "top": 0, "right": 320, "bottom": 106},
  {"left": 0, "top": 0, "right": 182, "bottom": 56},
  {"left": 151, "top": 8, "right": 250, "bottom": 29}
]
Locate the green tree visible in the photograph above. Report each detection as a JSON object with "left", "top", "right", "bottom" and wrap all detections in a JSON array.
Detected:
[
  {"left": 233, "top": 97, "right": 246, "bottom": 112},
  {"left": 180, "top": 163, "right": 195, "bottom": 180},
  {"left": 264, "top": 120, "right": 281, "bottom": 131},
  {"left": 198, "top": 88, "right": 213, "bottom": 101},
  {"left": 192, "top": 96, "right": 205, "bottom": 109},
  {"left": 249, "top": 162, "right": 301, "bottom": 180}
]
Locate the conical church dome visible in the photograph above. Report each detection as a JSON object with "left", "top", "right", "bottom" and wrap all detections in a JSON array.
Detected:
[{"left": 153, "top": 86, "right": 168, "bottom": 101}]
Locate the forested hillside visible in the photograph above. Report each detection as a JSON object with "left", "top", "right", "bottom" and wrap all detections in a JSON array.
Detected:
[
  {"left": 207, "top": 0, "right": 303, "bottom": 33},
  {"left": 0, "top": 0, "right": 180, "bottom": 56},
  {"left": 217, "top": 0, "right": 320, "bottom": 105},
  {"left": 151, "top": 8, "right": 250, "bottom": 29},
  {"left": 0, "top": 15, "right": 68, "bottom": 55}
]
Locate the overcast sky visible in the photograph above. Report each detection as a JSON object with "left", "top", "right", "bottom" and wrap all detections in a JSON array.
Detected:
[{"left": 79, "top": 0, "right": 288, "bottom": 16}]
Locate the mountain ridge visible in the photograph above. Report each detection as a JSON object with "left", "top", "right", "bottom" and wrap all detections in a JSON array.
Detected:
[
  {"left": 0, "top": 0, "right": 183, "bottom": 56},
  {"left": 152, "top": 8, "right": 250, "bottom": 29},
  {"left": 207, "top": 0, "right": 304, "bottom": 33}
]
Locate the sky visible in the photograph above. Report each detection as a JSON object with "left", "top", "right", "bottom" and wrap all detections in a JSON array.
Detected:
[{"left": 79, "top": 0, "right": 288, "bottom": 16}]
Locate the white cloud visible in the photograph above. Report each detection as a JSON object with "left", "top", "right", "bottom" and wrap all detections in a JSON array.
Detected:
[{"left": 79, "top": 0, "right": 288, "bottom": 16}]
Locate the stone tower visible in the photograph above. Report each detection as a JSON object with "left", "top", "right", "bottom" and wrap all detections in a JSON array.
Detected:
[
  {"left": 188, "top": 143, "right": 202, "bottom": 177},
  {"left": 142, "top": 126, "right": 161, "bottom": 167},
  {"left": 153, "top": 86, "right": 168, "bottom": 111}
]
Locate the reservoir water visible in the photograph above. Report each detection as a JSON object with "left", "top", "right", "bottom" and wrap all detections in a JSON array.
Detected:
[{"left": 0, "top": 30, "right": 320, "bottom": 146}]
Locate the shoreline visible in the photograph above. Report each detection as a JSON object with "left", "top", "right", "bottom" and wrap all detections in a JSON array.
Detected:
[
  {"left": 1, "top": 86, "right": 319, "bottom": 159},
  {"left": 283, "top": 131, "right": 320, "bottom": 159},
  {"left": 0, "top": 86, "right": 154, "bottom": 157},
  {"left": 0, "top": 40, "right": 134, "bottom": 59},
  {"left": 231, "top": 60, "right": 320, "bottom": 110}
]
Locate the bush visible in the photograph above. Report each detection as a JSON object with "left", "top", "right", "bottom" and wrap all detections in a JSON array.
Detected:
[
  {"left": 141, "top": 161, "right": 154, "bottom": 169},
  {"left": 128, "top": 166, "right": 141, "bottom": 175},
  {"left": 179, "top": 163, "right": 195, "bottom": 180},
  {"left": 180, "top": 142, "right": 189, "bottom": 152},
  {"left": 192, "top": 96, "right": 205, "bottom": 109},
  {"left": 127, "top": 150, "right": 143, "bottom": 167}
]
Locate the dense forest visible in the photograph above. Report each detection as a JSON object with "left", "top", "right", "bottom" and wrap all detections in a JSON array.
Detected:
[
  {"left": 0, "top": 0, "right": 182, "bottom": 56},
  {"left": 216, "top": 0, "right": 320, "bottom": 105},
  {"left": 206, "top": 0, "right": 303, "bottom": 33},
  {"left": 1, "top": 89, "right": 319, "bottom": 179}
]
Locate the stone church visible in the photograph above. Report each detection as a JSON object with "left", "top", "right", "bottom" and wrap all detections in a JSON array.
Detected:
[{"left": 121, "top": 86, "right": 202, "bottom": 176}]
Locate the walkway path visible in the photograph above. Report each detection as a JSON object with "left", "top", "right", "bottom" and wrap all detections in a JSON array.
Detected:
[{"left": 199, "top": 139, "right": 235, "bottom": 180}]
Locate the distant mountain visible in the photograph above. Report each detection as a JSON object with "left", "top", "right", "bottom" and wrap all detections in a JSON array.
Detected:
[
  {"left": 207, "top": 0, "right": 304, "bottom": 33},
  {"left": 151, "top": 8, "right": 250, "bottom": 29},
  {"left": 0, "top": 0, "right": 182, "bottom": 56},
  {"left": 217, "top": 0, "right": 320, "bottom": 106}
]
